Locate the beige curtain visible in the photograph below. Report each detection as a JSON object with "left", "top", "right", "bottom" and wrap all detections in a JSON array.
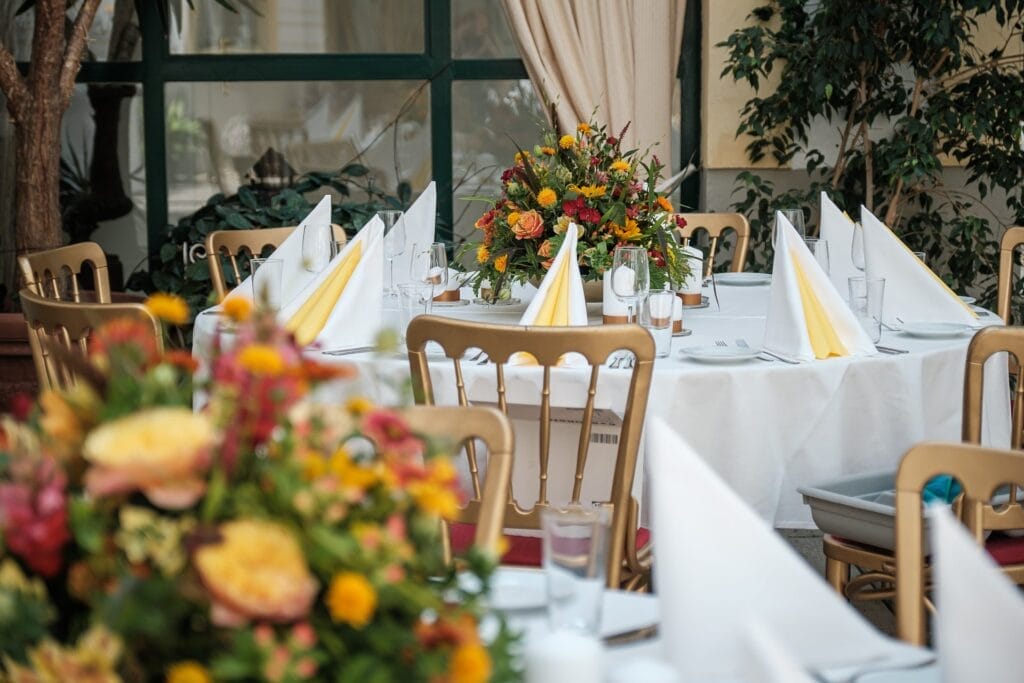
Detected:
[{"left": 502, "top": 0, "right": 685, "bottom": 162}]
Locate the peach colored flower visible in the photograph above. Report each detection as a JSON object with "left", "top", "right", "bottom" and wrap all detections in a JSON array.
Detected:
[
  {"left": 537, "top": 240, "right": 553, "bottom": 258},
  {"left": 512, "top": 209, "right": 545, "bottom": 240},
  {"left": 83, "top": 407, "right": 216, "bottom": 509},
  {"left": 194, "top": 519, "right": 318, "bottom": 626}
]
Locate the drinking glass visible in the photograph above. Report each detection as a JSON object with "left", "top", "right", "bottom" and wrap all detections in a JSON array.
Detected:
[
  {"left": 397, "top": 282, "right": 432, "bottom": 343},
  {"left": 301, "top": 221, "right": 332, "bottom": 273},
  {"left": 250, "top": 257, "right": 283, "bottom": 311},
  {"left": 411, "top": 242, "right": 449, "bottom": 301},
  {"left": 644, "top": 290, "right": 674, "bottom": 358},
  {"left": 849, "top": 277, "right": 885, "bottom": 343},
  {"left": 611, "top": 246, "right": 649, "bottom": 324},
  {"left": 804, "top": 238, "right": 830, "bottom": 275},
  {"left": 379, "top": 210, "right": 406, "bottom": 298},
  {"left": 851, "top": 222, "right": 866, "bottom": 272},
  {"left": 913, "top": 251, "right": 927, "bottom": 266},
  {"left": 774, "top": 208, "right": 807, "bottom": 244},
  {"left": 542, "top": 505, "right": 610, "bottom": 635}
]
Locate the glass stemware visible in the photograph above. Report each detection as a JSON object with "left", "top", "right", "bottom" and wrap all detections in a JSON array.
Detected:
[
  {"left": 611, "top": 246, "right": 650, "bottom": 324},
  {"left": 379, "top": 210, "right": 407, "bottom": 298},
  {"left": 410, "top": 242, "right": 448, "bottom": 310},
  {"left": 851, "top": 222, "right": 866, "bottom": 272},
  {"left": 301, "top": 220, "right": 332, "bottom": 273}
]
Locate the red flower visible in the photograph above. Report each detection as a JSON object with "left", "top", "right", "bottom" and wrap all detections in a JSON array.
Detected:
[
  {"left": 675, "top": 215, "right": 688, "bottom": 229},
  {"left": 0, "top": 457, "right": 70, "bottom": 577},
  {"left": 562, "top": 199, "right": 579, "bottom": 217},
  {"left": 361, "top": 409, "right": 423, "bottom": 459},
  {"left": 579, "top": 207, "right": 602, "bottom": 224},
  {"left": 649, "top": 249, "right": 666, "bottom": 268},
  {"left": 8, "top": 392, "right": 33, "bottom": 421}
]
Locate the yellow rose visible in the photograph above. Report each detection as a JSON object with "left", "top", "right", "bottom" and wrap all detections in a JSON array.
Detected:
[
  {"left": 475, "top": 244, "right": 490, "bottom": 264},
  {"left": 166, "top": 661, "right": 212, "bottom": 683},
  {"left": 536, "top": 187, "right": 557, "bottom": 209},
  {"left": 449, "top": 642, "right": 492, "bottom": 683},
  {"left": 326, "top": 572, "right": 377, "bottom": 628},
  {"left": 194, "top": 519, "right": 318, "bottom": 626},
  {"left": 237, "top": 343, "right": 285, "bottom": 377},
  {"left": 558, "top": 134, "right": 575, "bottom": 149},
  {"left": 493, "top": 254, "right": 508, "bottom": 273},
  {"left": 145, "top": 293, "right": 190, "bottom": 325},
  {"left": 83, "top": 407, "right": 216, "bottom": 509}
]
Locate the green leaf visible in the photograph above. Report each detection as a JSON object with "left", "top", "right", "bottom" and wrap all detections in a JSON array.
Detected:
[
  {"left": 185, "top": 260, "right": 211, "bottom": 282},
  {"left": 68, "top": 498, "right": 104, "bottom": 554},
  {"left": 341, "top": 163, "right": 369, "bottom": 177}
]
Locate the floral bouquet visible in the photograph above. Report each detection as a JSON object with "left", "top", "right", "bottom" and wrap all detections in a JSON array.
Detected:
[
  {"left": 0, "top": 295, "right": 516, "bottom": 682},
  {"left": 462, "top": 119, "right": 690, "bottom": 299}
]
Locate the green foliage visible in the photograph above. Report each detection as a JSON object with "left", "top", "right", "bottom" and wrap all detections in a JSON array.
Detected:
[
  {"left": 719, "top": 1, "right": 1024, "bottom": 310},
  {"left": 126, "top": 169, "right": 405, "bottom": 334}
]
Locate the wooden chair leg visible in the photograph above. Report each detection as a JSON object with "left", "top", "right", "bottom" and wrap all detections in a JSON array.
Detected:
[{"left": 825, "top": 556, "right": 850, "bottom": 595}]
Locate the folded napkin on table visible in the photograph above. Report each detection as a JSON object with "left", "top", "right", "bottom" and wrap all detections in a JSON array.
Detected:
[
  {"left": 861, "top": 206, "right": 977, "bottom": 326},
  {"left": 512, "top": 224, "right": 587, "bottom": 366},
  {"left": 392, "top": 181, "right": 436, "bottom": 287},
  {"left": 647, "top": 417, "right": 931, "bottom": 681},
  {"left": 933, "top": 505, "right": 1024, "bottom": 682},
  {"left": 278, "top": 217, "right": 384, "bottom": 347},
  {"left": 819, "top": 192, "right": 860, "bottom": 297},
  {"left": 764, "top": 212, "right": 876, "bottom": 362},
  {"left": 741, "top": 621, "right": 817, "bottom": 683},
  {"left": 224, "top": 195, "right": 332, "bottom": 305}
]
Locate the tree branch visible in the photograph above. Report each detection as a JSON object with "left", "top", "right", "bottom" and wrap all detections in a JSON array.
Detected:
[
  {"left": 0, "top": 45, "right": 28, "bottom": 123},
  {"left": 59, "top": 0, "right": 102, "bottom": 107},
  {"left": 831, "top": 91, "right": 860, "bottom": 189}
]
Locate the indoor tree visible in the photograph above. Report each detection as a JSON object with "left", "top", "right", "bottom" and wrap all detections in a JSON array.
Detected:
[{"left": 719, "top": 0, "right": 1024, "bottom": 304}]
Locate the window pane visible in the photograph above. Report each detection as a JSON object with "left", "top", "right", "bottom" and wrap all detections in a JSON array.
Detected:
[
  {"left": 452, "top": 0, "right": 520, "bottom": 59},
  {"left": 170, "top": 0, "right": 424, "bottom": 54},
  {"left": 165, "top": 81, "right": 430, "bottom": 221},
  {"left": 452, "top": 80, "right": 545, "bottom": 246},
  {"left": 6, "top": 0, "right": 141, "bottom": 61}
]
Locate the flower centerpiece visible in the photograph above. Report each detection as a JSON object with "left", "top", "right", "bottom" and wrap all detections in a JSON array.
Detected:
[
  {"left": 463, "top": 120, "right": 690, "bottom": 301},
  {"left": 0, "top": 295, "right": 516, "bottom": 682}
]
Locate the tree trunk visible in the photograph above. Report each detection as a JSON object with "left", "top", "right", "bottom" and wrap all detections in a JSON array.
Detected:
[{"left": 14, "top": 99, "right": 64, "bottom": 253}]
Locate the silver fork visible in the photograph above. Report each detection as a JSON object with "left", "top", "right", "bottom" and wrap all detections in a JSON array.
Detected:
[
  {"left": 715, "top": 340, "right": 728, "bottom": 347},
  {"left": 737, "top": 337, "right": 776, "bottom": 363}
]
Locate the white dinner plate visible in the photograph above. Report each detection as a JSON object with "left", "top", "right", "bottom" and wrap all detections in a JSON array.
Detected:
[
  {"left": 430, "top": 298, "right": 471, "bottom": 308},
  {"left": 958, "top": 295, "right": 976, "bottom": 305},
  {"left": 715, "top": 272, "right": 772, "bottom": 286},
  {"left": 680, "top": 345, "right": 761, "bottom": 364},
  {"left": 899, "top": 322, "right": 975, "bottom": 339},
  {"left": 467, "top": 569, "right": 547, "bottom": 611}
]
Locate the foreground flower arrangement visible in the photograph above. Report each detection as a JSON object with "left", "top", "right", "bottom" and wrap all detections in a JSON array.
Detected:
[
  {"left": 0, "top": 296, "right": 516, "bottom": 682},
  {"left": 462, "top": 119, "right": 690, "bottom": 298}
]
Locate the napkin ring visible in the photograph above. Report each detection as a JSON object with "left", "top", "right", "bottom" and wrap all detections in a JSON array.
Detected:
[
  {"left": 672, "top": 319, "right": 683, "bottom": 334},
  {"left": 434, "top": 289, "right": 461, "bottom": 302},
  {"left": 677, "top": 291, "right": 702, "bottom": 306},
  {"left": 603, "top": 314, "right": 629, "bottom": 325}
]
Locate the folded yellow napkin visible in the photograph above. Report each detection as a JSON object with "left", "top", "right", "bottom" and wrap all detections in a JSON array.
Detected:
[
  {"left": 532, "top": 255, "right": 570, "bottom": 326},
  {"left": 285, "top": 241, "right": 363, "bottom": 345},
  {"left": 792, "top": 257, "right": 846, "bottom": 359}
]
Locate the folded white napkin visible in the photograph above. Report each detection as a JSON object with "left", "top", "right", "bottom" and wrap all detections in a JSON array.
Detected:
[
  {"left": 225, "top": 195, "right": 332, "bottom": 305},
  {"left": 764, "top": 212, "right": 876, "bottom": 361},
  {"left": 861, "top": 206, "right": 977, "bottom": 326},
  {"left": 647, "top": 417, "right": 931, "bottom": 680},
  {"left": 277, "top": 217, "right": 383, "bottom": 347},
  {"left": 741, "top": 621, "right": 817, "bottom": 683},
  {"left": 392, "top": 181, "right": 436, "bottom": 286},
  {"left": 933, "top": 506, "right": 1024, "bottom": 682},
  {"left": 513, "top": 225, "right": 587, "bottom": 365},
  {"left": 819, "top": 192, "right": 860, "bottom": 297}
]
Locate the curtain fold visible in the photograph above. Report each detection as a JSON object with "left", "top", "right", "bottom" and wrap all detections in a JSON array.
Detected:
[{"left": 502, "top": 0, "right": 685, "bottom": 162}]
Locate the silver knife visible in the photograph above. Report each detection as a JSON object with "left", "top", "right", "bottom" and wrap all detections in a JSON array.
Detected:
[
  {"left": 602, "top": 623, "right": 659, "bottom": 646},
  {"left": 321, "top": 345, "right": 377, "bottom": 356}
]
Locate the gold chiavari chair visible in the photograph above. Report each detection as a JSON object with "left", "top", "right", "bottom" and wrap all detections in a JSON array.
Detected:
[
  {"left": 401, "top": 405, "right": 514, "bottom": 562},
  {"left": 676, "top": 212, "right": 751, "bottom": 278},
  {"left": 206, "top": 224, "right": 347, "bottom": 300},
  {"left": 895, "top": 442, "right": 1024, "bottom": 645},
  {"left": 823, "top": 326, "right": 1024, "bottom": 604},
  {"left": 19, "top": 288, "right": 163, "bottom": 392},
  {"left": 405, "top": 316, "right": 656, "bottom": 590},
  {"left": 996, "top": 226, "right": 1024, "bottom": 324},
  {"left": 17, "top": 241, "right": 111, "bottom": 303}
]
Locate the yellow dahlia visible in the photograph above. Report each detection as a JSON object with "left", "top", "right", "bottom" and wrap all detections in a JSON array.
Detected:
[
  {"left": 221, "top": 296, "right": 252, "bottom": 322},
  {"left": 558, "top": 134, "right": 575, "bottom": 149},
  {"left": 476, "top": 244, "right": 490, "bottom": 265},
  {"left": 237, "top": 343, "right": 285, "bottom": 377},
  {"left": 326, "top": 572, "right": 377, "bottom": 628},
  {"left": 536, "top": 187, "right": 558, "bottom": 208},
  {"left": 145, "top": 293, "right": 190, "bottom": 325},
  {"left": 610, "top": 159, "right": 630, "bottom": 173},
  {"left": 166, "top": 661, "right": 212, "bottom": 683},
  {"left": 494, "top": 254, "right": 508, "bottom": 273},
  {"left": 576, "top": 122, "right": 592, "bottom": 135},
  {"left": 449, "top": 642, "right": 492, "bottom": 683}
]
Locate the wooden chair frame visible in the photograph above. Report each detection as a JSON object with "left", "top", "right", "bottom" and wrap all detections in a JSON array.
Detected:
[
  {"left": 676, "top": 212, "right": 751, "bottom": 278},
  {"left": 19, "top": 288, "right": 162, "bottom": 392},
  {"left": 996, "top": 226, "right": 1024, "bottom": 324},
  {"left": 405, "top": 315, "right": 656, "bottom": 589},
  {"left": 17, "top": 241, "right": 111, "bottom": 303},
  {"left": 895, "top": 442, "right": 1024, "bottom": 644},
  {"left": 401, "top": 405, "right": 514, "bottom": 562},
  {"left": 206, "top": 224, "right": 346, "bottom": 300}
]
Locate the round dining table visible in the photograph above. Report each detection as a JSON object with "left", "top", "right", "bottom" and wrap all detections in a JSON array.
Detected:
[{"left": 194, "top": 279, "right": 1011, "bottom": 527}]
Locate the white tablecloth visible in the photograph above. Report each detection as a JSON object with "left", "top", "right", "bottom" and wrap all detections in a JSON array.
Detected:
[{"left": 193, "top": 282, "right": 1011, "bottom": 527}]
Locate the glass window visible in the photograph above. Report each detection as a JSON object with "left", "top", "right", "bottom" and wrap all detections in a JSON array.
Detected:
[
  {"left": 170, "top": 0, "right": 424, "bottom": 54},
  {"left": 165, "top": 80, "right": 430, "bottom": 221},
  {"left": 7, "top": 0, "right": 141, "bottom": 61},
  {"left": 451, "top": 79, "right": 545, "bottom": 246},
  {"left": 452, "top": 0, "right": 520, "bottom": 59}
]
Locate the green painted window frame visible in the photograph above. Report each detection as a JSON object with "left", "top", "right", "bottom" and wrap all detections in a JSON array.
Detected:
[{"left": 16, "top": 0, "right": 700, "bottom": 263}]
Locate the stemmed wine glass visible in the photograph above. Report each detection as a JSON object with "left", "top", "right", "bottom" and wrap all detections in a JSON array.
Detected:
[
  {"left": 773, "top": 208, "right": 807, "bottom": 245},
  {"left": 379, "top": 210, "right": 406, "bottom": 298},
  {"left": 410, "top": 242, "right": 449, "bottom": 309},
  {"left": 301, "top": 221, "right": 332, "bottom": 273},
  {"left": 611, "top": 246, "right": 650, "bottom": 324},
  {"left": 851, "top": 222, "right": 866, "bottom": 272}
]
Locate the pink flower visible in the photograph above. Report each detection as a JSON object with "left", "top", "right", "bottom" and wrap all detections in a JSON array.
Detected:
[
  {"left": 361, "top": 410, "right": 423, "bottom": 458},
  {"left": 291, "top": 622, "right": 317, "bottom": 649},
  {"left": 0, "top": 457, "right": 70, "bottom": 577}
]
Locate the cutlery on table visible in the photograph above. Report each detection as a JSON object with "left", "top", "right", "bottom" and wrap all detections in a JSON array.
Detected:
[
  {"left": 601, "top": 623, "right": 659, "bottom": 646},
  {"left": 759, "top": 349, "right": 801, "bottom": 365},
  {"left": 875, "top": 345, "right": 909, "bottom": 355},
  {"left": 737, "top": 338, "right": 776, "bottom": 362},
  {"left": 322, "top": 345, "right": 376, "bottom": 356}
]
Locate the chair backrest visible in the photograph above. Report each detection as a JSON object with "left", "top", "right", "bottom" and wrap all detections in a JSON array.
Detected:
[
  {"left": 676, "top": 212, "right": 751, "bottom": 278},
  {"left": 962, "top": 326, "right": 1024, "bottom": 450},
  {"left": 401, "top": 405, "right": 514, "bottom": 562},
  {"left": 895, "top": 441, "right": 1024, "bottom": 644},
  {"left": 205, "top": 224, "right": 347, "bottom": 300},
  {"left": 405, "top": 316, "right": 656, "bottom": 587},
  {"left": 17, "top": 242, "right": 111, "bottom": 303},
  {"left": 19, "top": 288, "right": 163, "bottom": 392},
  {"left": 997, "top": 227, "right": 1024, "bottom": 324}
]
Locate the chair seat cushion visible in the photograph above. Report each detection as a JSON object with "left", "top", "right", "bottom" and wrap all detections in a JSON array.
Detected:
[{"left": 450, "top": 522, "right": 651, "bottom": 566}]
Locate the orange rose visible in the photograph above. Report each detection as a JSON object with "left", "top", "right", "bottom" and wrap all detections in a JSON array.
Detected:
[
  {"left": 511, "top": 210, "right": 545, "bottom": 240},
  {"left": 537, "top": 240, "right": 552, "bottom": 258}
]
